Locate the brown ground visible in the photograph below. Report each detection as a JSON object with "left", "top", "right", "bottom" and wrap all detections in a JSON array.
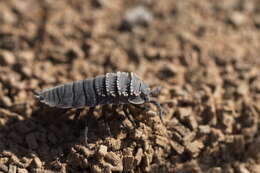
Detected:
[{"left": 0, "top": 0, "right": 260, "bottom": 173}]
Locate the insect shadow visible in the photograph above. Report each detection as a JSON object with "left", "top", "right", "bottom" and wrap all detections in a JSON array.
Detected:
[{"left": 33, "top": 103, "right": 133, "bottom": 145}]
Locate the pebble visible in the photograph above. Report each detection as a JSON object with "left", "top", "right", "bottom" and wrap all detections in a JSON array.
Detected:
[
  {"left": 17, "top": 168, "right": 29, "bottom": 173},
  {"left": 238, "top": 164, "right": 250, "bottom": 173},
  {"left": 229, "top": 12, "right": 247, "bottom": 26},
  {"left": 1, "top": 96, "right": 12, "bottom": 107},
  {"left": 123, "top": 156, "right": 134, "bottom": 172},
  {"left": 33, "top": 156, "right": 42, "bottom": 168},
  {"left": 170, "top": 141, "right": 184, "bottom": 154},
  {"left": 186, "top": 140, "right": 204, "bottom": 157},
  {"left": 198, "top": 125, "right": 211, "bottom": 134},
  {"left": 105, "top": 152, "right": 121, "bottom": 167},
  {"left": 254, "top": 14, "right": 260, "bottom": 28},
  {"left": 0, "top": 164, "right": 8, "bottom": 172},
  {"left": 98, "top": 145, "right": 108, "bottom": 157},
  {"left": 18, "top": 51, "right": 34, "bottom": 62},
  {"left": 155, "top": 135, "right": 169, "bottom": 149},
  {"left": 134, "top": 148, "right": 143, "bottom": 166},
  {"left": 121, "top": 6, "right": 153, "bottom": 30},
  {"left": 0, "top": 50, "right": 16, "bottom": 65},
  {"left": 8, "top": 164, "right": 17, "bottom": 173}
]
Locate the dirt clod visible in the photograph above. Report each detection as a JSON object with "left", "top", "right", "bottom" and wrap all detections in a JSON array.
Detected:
[
  {"left": 8, "top": 165, "right": 17, "bottom": 173},
  {"left": 97, "top": 145, "right": 108, "bottom": 158},
  {"left": 17, "top": 168, "right": 29, "bottom": 173},
  {"left": 121, "top": 6, "right": 153, "bottom": 31},
  {"left": 32, "top": 156, "right": 42, "bottom": 169},
  {"left": 134, "top": 148, "right": 143, "bottom": 166},
  {"left": 185, "top": 140, "right": 204, "bottom": 158},
  {"left": 123, "top": 156, "right": 134, "bottom": 172},
  {"left": 0, "top": 50, "right": 16, "bottom": 66},
  {"left": 0, "top": 164, "right": 8, "bottom": 172}
]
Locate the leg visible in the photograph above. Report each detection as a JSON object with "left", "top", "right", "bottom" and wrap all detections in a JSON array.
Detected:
[
  {"left": 101, "top": 105, "right": 112, "bottom": 136},
  {"left": 84, "top": 125, "right": 88, "bottom": 145},
  {"left": 111, "top": 105, "right": 118, "bottom": 114},
  {"left": 84, "top": 107, "right": 95, "bottom": 145},
  {"left": 150, "top": 100, "right": 164, "bottom": 124},
  {"left": 131, "top": 104, "right": 149, "bottom": 111},
  {"left": 123, "top": 105, "right": 137, "bottom": 127},
  {"left": 74, "top": 108, "right": 83, "bottom": 120}
]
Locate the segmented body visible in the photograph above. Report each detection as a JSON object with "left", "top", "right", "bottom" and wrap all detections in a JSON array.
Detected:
[{"left": 36, "top": 72, "right": 148, "bottom": 108}]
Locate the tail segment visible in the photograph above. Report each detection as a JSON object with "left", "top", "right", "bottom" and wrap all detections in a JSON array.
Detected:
[{"left": 33, "top": 91, "right": 44, "bottom": 101}]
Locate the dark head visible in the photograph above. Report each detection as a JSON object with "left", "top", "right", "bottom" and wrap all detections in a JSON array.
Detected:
[
  {"left": 127, "top": 82, "right": 164, "bottom": 124},
  {"left": 139, "top": 82, "right": 151, "bottom": 102},
  {"left": 128, "top": 81, "right": 151, "bottom": 104}
]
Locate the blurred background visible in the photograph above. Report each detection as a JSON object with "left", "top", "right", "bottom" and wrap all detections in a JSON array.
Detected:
[{"left": 0, "top": 0, "right": 260, "bottom": 172}]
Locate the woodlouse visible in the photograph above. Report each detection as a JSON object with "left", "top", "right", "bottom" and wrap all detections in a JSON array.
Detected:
[{"left": 35, "top": 72, "right": 164, "bottom": 142}]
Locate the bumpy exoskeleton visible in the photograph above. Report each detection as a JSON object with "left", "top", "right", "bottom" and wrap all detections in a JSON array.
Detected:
[{"left": 35, "top": 72, "right": 164, "bottom": 123}]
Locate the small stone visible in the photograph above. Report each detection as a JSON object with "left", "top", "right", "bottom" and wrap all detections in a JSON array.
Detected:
[
  {"left": 229, "top": 12, "right": 247, "bottom": 26},
  {"left": 184, "top": 115, "right": 198, "bottom": 130},
  {"left": 92, "top": 165, "right": 102, "bottom": 173},
  {"left": 144, "top": 46, "right": 158, "bottom": 59},
  {"left": 123, "top": 156, "right": 134, "bottom": 172},
  {"left": 237, "top": 83, "right": 248, "bottom": 96},
  {"left": 155, "top": 135, "right": 170, "bottom": 149},
  {"left": 183, "top": 132, "right": 196, "bottom": 144},
  {"left": 105, "top": 152, "right": 122, "bottom": 171},
  {"left": 121, "top": 6, "right": 153, "bottom": 30},
  {"left": 21, "top": 66, "right": 32, "bottom": 77},
  {"left": 185, "top": 140, "right": 204, "bottom": 157},
  {"left": 208, "top": 167, "right": 221, "bottom": 173},
  {"left": 122, "top": 147, "right": 133, "bottom": 156},
  {"left": 0, "top": 6, "right": 17, "bottom": 24},
  {"left": 170, "top": 141, "right": 184, "bottom": 154},
  {"left": 134, "top": 148, "right": 143, "bottom": 166},
  {"left": 177, "top": 107, "right": 192, "bottom": 117},
  {"left": 0, "top": 50, "right": 16, "bottom": 65},
  {"left": 1, "top": 96, "right": 12, "bottom": 107},
  {"left": 238, "top": 164, "right": 250, "bottom": 173},
  {"left": 132, "top": 129, "right": 144, "bottom": 140},
  {"left": 198, "top": 125, "right": 211, "bottom": 134},
  {"left": 0, "top": 164, "right": 8, "bottom": 172},
  {"left": 249, "top": 164, "right": 260, "bottom": 173},
  {"left": 17, "top": 168, "right": 29, "bottom": 173},
  {"left": 18, "top": 50, "right": 34, "bottom": 62},
  {"left": 8, "top": 164, "right": 17, "bottom": 173},
  {"left": 172, "top": 124, "right": 191, "bottom": 137},
  {"left": 143, "top": 154, "right": 152, "bottom": 172},
  {"left": 9, "top": 154, "right": 26, "bottom": 168},
  {"left": 103, "top": 166, "right": 112, "bottom": 173},
  {"left": 98, "top": 145, "right": 108, "bottom": 157},
  {"left": 222, "top": 113, "right": 235, "bottom": 133},
  {"left": 33, "top": 156, "right": 42, "bottom": 168},
  {"left": 254, "top": 14, "right": 260, "bottom": 28},
  {"left": 107, "top": 138, "right": 121, "bottom": 151},
  {"left": 74, "top": 145, "right": 93, "bottom": 157}
]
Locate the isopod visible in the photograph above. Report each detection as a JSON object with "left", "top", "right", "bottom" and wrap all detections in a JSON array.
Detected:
[{"left": 35, "top": 72, "right": 164, "bottom": 142}]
